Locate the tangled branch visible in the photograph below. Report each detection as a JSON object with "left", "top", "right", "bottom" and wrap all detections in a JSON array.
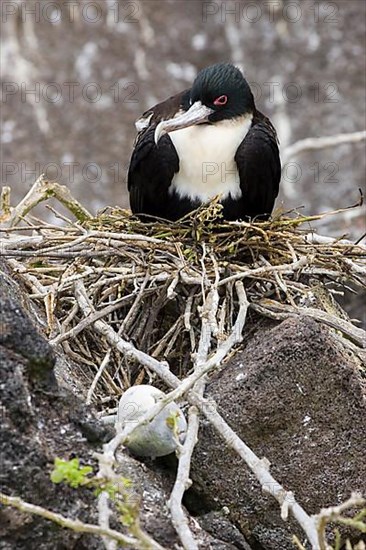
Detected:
[{"left": 1, "top": 178, "right": 365, "bottom": 549}]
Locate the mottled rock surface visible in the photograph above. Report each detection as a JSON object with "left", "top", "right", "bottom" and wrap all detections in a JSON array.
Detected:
[
  {"left": 0, "top": 275, "right": 107, "bottom": 549},
  {"left": 191, "top": 317, "right": 366, "bottom": 548}
]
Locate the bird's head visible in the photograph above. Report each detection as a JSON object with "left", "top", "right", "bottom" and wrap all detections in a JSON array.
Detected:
[{"left": 154, "top": 63, "right": 255, "bottom": 144}]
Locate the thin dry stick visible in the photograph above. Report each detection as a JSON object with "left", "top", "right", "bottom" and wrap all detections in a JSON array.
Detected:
[
  {"left": 168, "top": 403, "right": 201, "bottom": 550},
  {"left": 6, "top": 257, "right": 48, "bottom": 296},
  {"left": 253, "top": 300, "right": 366, "bottom": 348},
  {"left": 4, "top": 174, "right": 92, "bottom": 227},
  {"left": 86, "top": 349, "right": 112, "bottom": 405},
  {"left": 305, "top": 233, "right": 366, "bottom": 249},
  {"left": 97, "top": 491, "right": 117, "bottom": 550},
  {"left": 94, "top": 452, "right": 165, "bottom": 550},
  {"left": 95, "top": 439, "right": 170, "bottom": 550},
  {"left": 168, "top": 284, "right": 220, "bottom": 549},
  {"left": 219, "top": 256, "right": 308, "bottom": 286},
  {"left": 5, "top": 257, "right": 56, "bottom": 331},
  {"left": 0, "top": 492, "right": 150, "bottom": 549},
  {"left": 50, "top": 293, "right": 137, "bottom": 346},
  {"left": 281, "top": 130, "right": 366, "bottom": 165},
  {"left": 118, "top": 273, "right": 150, "bottom": 336}
]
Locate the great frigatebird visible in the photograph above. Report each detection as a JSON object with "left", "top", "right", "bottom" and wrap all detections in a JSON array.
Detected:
[{"left": 127, "top": 63, "right": 281, "bottom": 222}]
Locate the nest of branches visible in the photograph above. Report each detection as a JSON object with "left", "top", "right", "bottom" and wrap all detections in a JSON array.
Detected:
[{"left": 1, "top": 178, "right": 365, "bottom": 417}]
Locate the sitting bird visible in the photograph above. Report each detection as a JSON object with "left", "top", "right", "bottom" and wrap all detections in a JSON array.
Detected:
[{"left": 127, "top": 63, "right": 281, "bottom": 222}]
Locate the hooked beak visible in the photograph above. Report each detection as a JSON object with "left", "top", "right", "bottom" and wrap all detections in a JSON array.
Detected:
[{"left": 154, "top": 101, "right": 214, "bottom": 144}]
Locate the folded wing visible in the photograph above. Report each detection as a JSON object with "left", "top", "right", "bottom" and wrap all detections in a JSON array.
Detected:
[{"left": 235, "top": 112, "right": 281, "bottom": 219}]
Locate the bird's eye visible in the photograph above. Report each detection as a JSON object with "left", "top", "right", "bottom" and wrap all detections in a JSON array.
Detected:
[{"left": 213, "top": 95, "right": 228, "bottom": 106}]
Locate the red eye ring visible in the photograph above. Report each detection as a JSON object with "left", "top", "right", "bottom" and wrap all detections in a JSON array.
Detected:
[{"left": 213, "top": 95, "right": 228, "bottom": 106}]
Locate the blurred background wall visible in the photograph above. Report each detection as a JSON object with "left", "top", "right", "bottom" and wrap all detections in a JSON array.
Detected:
[{"left": 1, "top": 0, "right": 365, "bottom": 238}]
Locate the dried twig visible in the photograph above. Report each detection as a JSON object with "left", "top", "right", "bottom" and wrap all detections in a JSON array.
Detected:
[
  {"left": 168, "top": 279, "right": 221, "bottom": 549},
  {"left": 94, "top": 450, "right": 165, "bottom": 550},
  {"left": 252, "top": 300, "right": 366, "bottom": 348},
  {"left": 86, "top": 350, "right": 113, "bottom": 405},
  {"left": 3, "top": 174, "right": 92, "bottom": 227},
  {"left": 281, "top": 130, "right": 366, "bottom": 165},
  {"left": 0, "top": 492, "right": 151, "bottom": 549}
]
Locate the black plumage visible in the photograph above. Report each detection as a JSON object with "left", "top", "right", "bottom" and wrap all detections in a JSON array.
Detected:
[{"left": 128, "top": 63, "right": 281, "bottom": 222}]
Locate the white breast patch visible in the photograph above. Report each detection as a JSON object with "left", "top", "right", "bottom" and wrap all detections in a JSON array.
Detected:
[{"left": 168, "top": 114, "right": 252, "bottom": 202}]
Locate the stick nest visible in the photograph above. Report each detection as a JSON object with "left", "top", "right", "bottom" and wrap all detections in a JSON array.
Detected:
[{"left": 1, "top": 180, "right": 365, "bottom": 415}]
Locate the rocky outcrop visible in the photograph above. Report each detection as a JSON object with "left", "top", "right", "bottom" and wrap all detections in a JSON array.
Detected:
[
  {"left": 0, "top": 266, "right": 107, "bottom": 549},
  {"left": 191, "top": 317, "right": 366, "bottom": 549},
  {"left": 0, "top": 263, "right": 234, "bottom": 549}
]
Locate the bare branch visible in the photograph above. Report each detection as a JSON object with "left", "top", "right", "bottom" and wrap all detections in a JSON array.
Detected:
[
  {"left": 168, "top": 282, "right": 221, "bottom": 549},
  {"left": 252, "top": 300, "right": 366, "bottom": 348},
  {"left": 86, "top": 350, "right": 112, "bottom": 405},
  {"left": 3, "top": 174, "right": 92, "bottom": 227},
  {"left": 0, "top": 492, "right": 148, "bottom": 549},
  {"left": 168, "top": 404, "right": 201, "bottom": 550},
  {"left": 281, "top": 130, "right": 366, "bottom": 164}
]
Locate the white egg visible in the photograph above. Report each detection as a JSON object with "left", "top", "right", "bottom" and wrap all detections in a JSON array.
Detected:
[{"left": 116, "top": 385, "right": 187, "bottom": 458}]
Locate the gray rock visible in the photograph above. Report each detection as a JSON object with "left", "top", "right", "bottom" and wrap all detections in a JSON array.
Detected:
[
  {"left": 198, "top": 511, "right": 252, "bottom": 549},
  {"left": 191, "top": 317, "right": 366, "bottom": 548},
  {"left": 115, "top": 452, "right": 240, "bottom": 549},
  {"left": 0, "top": 307, "right": 104, "bottom": 548}
]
